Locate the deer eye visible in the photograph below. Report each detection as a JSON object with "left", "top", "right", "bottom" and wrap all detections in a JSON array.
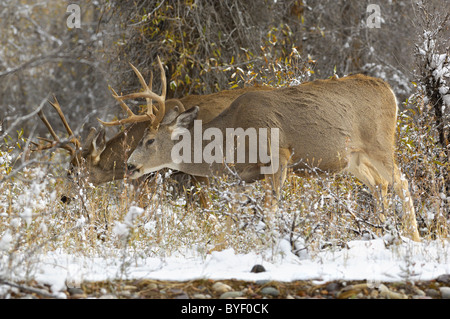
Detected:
[{"left": 146, "top": 139, "right": 155, "bottom": 146}]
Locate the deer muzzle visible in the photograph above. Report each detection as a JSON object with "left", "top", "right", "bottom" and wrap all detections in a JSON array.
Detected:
[{"left": 127, "top": 163, "right": 142, "bottom": 178}]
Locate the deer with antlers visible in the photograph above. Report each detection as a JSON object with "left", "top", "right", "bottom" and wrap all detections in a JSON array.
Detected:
[
  {"left": 32, "top": 57, "right": 272, "bottom": 189},
  {"left": 122, "top": 74, "right": 421, "bottom": 241}
]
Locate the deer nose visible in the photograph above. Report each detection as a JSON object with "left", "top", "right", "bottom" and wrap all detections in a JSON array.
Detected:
[{"left": 127, "top": 163, "right": 137, "bottom": 172}]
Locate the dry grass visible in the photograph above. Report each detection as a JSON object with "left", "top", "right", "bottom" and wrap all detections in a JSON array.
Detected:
[{"left": 0, "top": 94, "right": 449, "bottom": 282}]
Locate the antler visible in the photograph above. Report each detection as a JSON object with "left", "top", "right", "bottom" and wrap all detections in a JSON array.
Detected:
[
  {"left": 31, "top": 95, "right": 82, "bottom": 156},
  {"left": 98, "top": 56, "right": 166, "bottom": 129}
]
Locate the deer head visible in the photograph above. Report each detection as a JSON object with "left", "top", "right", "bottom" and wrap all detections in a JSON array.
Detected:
[{"left": 31, "top": 96, "right": 114, "bottom": 185}]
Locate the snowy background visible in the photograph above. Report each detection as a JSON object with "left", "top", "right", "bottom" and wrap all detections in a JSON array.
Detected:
[{"left": 1, "top": 1, "right": 450, "bottom": 298}]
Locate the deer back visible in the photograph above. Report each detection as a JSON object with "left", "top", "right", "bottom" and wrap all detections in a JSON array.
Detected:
[{"left": 209, "top": 74, "right": 398, "bottom": 175}]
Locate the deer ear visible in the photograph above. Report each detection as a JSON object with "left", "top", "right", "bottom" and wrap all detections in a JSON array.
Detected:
[
  {"left": 174, "top": 106, "right": 199, "bottom": 129},
  {"left": 83, "top": 127, "right": 98, "bottom": 150},
  {"left": 161, "top": 105, "right": 182, "bottom": 125},
  {"left": 89, "top": 128, "right": 106, "bottom": 164}
]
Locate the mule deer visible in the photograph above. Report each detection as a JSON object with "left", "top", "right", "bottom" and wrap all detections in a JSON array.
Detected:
[
  {"left": 126, "top": 74, "right": 421, "bottom": 241},
  {"left": 33, "top": 58, "right": 272, "bottom": 186}
]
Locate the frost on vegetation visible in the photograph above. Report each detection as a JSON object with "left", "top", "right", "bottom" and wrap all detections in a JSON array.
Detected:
[
  {"left": 430, "top": 52, "right": 450, "bottom": 110},
  {"left": 416, "top": 30, "right": 450, "bottom": 111},
  {"left": 0, "top": 151, "right": 12, "bottom": 167},
  {"left": 0, "top": 230, "right": 13, "bottom": 252},
  {"left": 0, "top": 161, "right": 60, "bottom": 258},
  {"left": 112, "top": 206, "right": 145, "bottom": 240},
  {"left": 19, "top": 207, "right": 33, "bottom": 228},
  {"left": 362, "top": 63, "right": 411, "bottom": 96},
  {"left": 0, "top": 152, "right": 449, "bottom": 286},
  {"left": 10, "top": 167, "right": 57, "bottom": 217}
]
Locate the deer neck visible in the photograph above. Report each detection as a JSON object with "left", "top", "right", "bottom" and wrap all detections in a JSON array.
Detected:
[
  {"left": 173, "top": 116, "right": 274, "bottom": 179},
  {"left": 172, "top": 119, "right": 230, "bottom": 177}
]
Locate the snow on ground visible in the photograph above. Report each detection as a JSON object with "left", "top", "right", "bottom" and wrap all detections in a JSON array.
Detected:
[{"left": 8, "top": 237, "right": 450, "bottom": 294}]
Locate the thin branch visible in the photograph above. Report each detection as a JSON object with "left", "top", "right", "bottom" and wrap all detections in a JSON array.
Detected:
[
  {"left": 0, "top": 51, "right": 60, "bottom": 78},
  {"left": 0, "top": 53, "right": 105, "bottom": 79},
  {"left": 0, "top": 278, "right": 61, "bottom": 298},
  {"left": 127, "top": 0, "right": 166, "bottom": 27},
  {"left": 0, "top": 95, "right": 50, "bottom": 140}
]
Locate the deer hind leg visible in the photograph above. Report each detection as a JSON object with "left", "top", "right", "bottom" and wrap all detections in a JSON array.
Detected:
[
  {"left": 346, "top": 151, "right": 389, "bottom": 222},
  {"left": 346, "top": 151, "right": 420, "bottom": 241},
  {"left": 392, "top": 164, "right": 421, "bottom": 242}
]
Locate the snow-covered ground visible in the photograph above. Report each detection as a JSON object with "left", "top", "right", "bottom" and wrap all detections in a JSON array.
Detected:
[{"left": 8, "top": 237, "right": 449, "bottom": 296}]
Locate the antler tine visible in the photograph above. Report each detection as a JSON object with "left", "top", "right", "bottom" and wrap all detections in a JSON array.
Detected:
[
  {"left": 110, "top": 87, "right": 136, "bottom": 117},
  {"left": 33, "top": 107, "right": 76, "bottom": 156},
  {"left": 29, "top": 139, "right": 56, "bottom": 152},
  {"left": 30, "top": 138, "right": 77, "bottom": 155},
  {"left": 97, "top": 56, "right": 166, "bottom": 127},
  {"left": 129, "top": 63, "right": 154, "bottom": 114},
  {"left": 152, "top": 56, "right": 166, "bottom": 128},
  {"left": 37, "top": 109, "right": 59, "bottom": 142},
  {"left": 48, "top": 95, "right": 82, "bottom": 150},
  {"left": 97, "top": 87, "right": 156, "bottom": 126}
]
